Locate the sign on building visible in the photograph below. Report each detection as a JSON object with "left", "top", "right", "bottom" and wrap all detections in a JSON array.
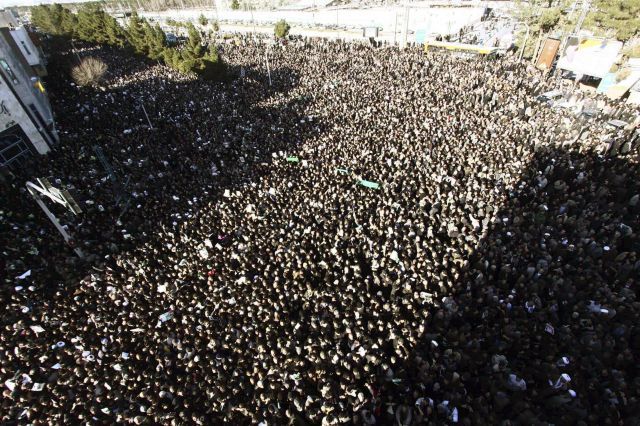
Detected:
[
  {"left": 536, "top": 38, "right": 560, "bottom": 70},
  {"left": 557, "top": 36, "right": 622, "bottom": 79}
]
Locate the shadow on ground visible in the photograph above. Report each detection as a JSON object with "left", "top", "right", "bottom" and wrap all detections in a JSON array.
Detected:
[
  {"left": 1, "top": 41, "right": 321, "bottom": 293},
  {"left": 388, "top": 143, "right": 640, "bottom": 424}
]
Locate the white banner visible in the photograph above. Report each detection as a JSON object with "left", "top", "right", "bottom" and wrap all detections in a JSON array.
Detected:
[{"left": 557, "top": 37, "right": 622, "bottom": 79}]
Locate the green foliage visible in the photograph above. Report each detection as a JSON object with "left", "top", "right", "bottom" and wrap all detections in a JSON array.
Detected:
[
  {"left": 162, "top": 47, "right": 181, "bottom": 69},
  {"left": 589, "top": 0, "right": 640, "bottom": 42},
  {"left": 231, "top": 0, "right": 240, "bottom": 10},
  {"left": 185, "top": 23, "right": 204, "bottom": 55},
  {"left": 212, "top": 20, "right": 220, "bottom": 32},
  {"left": 200, "top": 45, "right": 227, "bottom": 80},
  {"left": 274, "top": 19, "right": 291, "bottom": 38},
  {"left": 76, "top": 5, "right": 118, "bottom": 45},
  {"left": 31, "top": 4, "right": 77, "bottom": 36},
  {"left": 166, "top": 18, "right": 187, "bottom": 28},
  {"left": 513, "top": 1, "right": 566, "bottom": 60},
  {"left": 623, "top": 43, "right": 640, "bottom": 58},
  {"left": 538, "top": 8, "right": 562, "bottom": 33},
  {"left": 515, "top": 0, "right": 638, "bottom": 44},
  {"left": 30, "top": 3, "right": 225, "bottom": 81},
  {"left": 514, "top": 29, "right": 537, "bottom": 59},
  {"left": 127, "top": 12, "right": 148, "bottom": 55},
  {"left": 198, "top": 14, "right": 208, "bottom": 26},
  {"left": 616, "top": 68, "right": 631, "bottom": 82},
  {"left": 104, "top": 14, "right": 126, "bottom": 48},
  {"left": 147, "top": 24, "right": 167, "bottom": 61}
]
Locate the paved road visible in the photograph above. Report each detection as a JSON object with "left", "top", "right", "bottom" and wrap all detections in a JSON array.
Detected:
[{"left": 141, "top": 2, "right": 513, "bottom": 42}]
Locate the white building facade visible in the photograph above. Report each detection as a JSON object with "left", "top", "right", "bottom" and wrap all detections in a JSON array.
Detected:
[{"left": 0, "top": 18, "right": 58, "bottom": 169}]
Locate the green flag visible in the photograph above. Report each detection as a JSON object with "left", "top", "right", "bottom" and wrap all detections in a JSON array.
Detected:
[
  {"left": 359, "top": 180, "right": 380, "bottom": 189},
  {"left": 286, "top": 156, "right": 299, "bottom": 163},
  {"left": 337, "top": 168, "right": 349, "bottom": 175}
]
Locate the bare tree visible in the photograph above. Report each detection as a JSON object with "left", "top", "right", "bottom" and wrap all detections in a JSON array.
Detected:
[{"left": 71, "top": 57, "right": 108, "bottom": 87}]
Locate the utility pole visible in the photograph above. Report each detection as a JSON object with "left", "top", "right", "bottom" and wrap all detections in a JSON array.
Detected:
[
  {"left": 402, "top": 5, "right": 409, "bottom": 48},
  {"left": 26, "top": 179, "right": 85, "bottom": 258},
  {"left": 212, "top": 0, "right": 219, "bottom": 24},
  {"left": 575, "top": 0, "right": 590, "bottom": 34},
  {"left": 394, "top": 9, "right": 398, "bottom": 45},
  {"left": 138, "top": 98, "right": 153, "bottom": 129},
  {"left": 517, "top": 22, "right": 530, "bottom": 62},
  {"left": 250, "top": 7, "right": 256, "bottom": 39},
  {"left": 265, "top": 45, "right": 272, "bottom": 86}
]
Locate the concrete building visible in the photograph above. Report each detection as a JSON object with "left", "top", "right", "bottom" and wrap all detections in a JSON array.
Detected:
[
  {"left": 0, "top": 11, "right": 58, "bottom": 170},
  {"left": 0, "top": 9, "right": 19, "bottom": 29}
]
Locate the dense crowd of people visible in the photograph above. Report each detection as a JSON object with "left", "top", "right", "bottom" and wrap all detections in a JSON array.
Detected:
[{"left": 1, "top": 34, "right": 639, "bottom": 425}]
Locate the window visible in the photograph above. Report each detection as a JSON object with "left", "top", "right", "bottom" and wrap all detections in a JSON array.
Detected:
[
  {"left": 0, "top": 125, "right": 32, "bottom": 168},
  {"left": 0, "top": 59, "right": 18, "bottom": 84},
  {"left": 29, "top": 103, "right": 46, "bottom": 130},
  {"left": 20, "top": 41, "right": 31, "bottom": 56}
]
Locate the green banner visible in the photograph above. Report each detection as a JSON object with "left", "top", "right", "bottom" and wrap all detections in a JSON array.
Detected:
[
  {"left": 359, "top": 180, "right": 380, "bottom": 189},
  {"left": 286, "top": 156, "right": 300, "bottom": 163}
]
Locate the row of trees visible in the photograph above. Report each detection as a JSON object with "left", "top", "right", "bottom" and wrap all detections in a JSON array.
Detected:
[
  {"left": 515, "top": 0, "right": 640, "bottom": 59},
  {"left": 31, "top": 4, "right": 225, "bottom": 80}
]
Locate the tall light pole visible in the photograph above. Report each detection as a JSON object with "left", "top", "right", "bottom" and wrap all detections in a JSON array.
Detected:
[
  {"left": 393, "top": 9, "right": 398, "bottom": 45},
  {"left": 265, "top": 44, "right": 272, "bottom": 86},
  {"left": 401, "top": 5, "right": 409, "bottom": 48},
  {"left": 517, "top": 22, "right": 530, "bottom": 62},
  {"left": 139, "top": 98, "right": 153, "bottom": 129},
  {"left": 250, "top": 7, "right": 256, "bottom": 39},
  {"left": 575, "top": 0, "right": 590, "bottom": 34}
]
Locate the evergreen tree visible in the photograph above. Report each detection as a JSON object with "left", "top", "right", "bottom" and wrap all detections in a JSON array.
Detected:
[
  {"left": 200, "top": 44, "right": 226, "bottom": 80},
  {"left": 231, "top": 0, "right": 240, "bottom": 10},
  {"left": 127, "top": 12, "right": 148, "bottom": 55},
  {"left": 589, "top": 0, "right": 640, "bottom": 42},
  {"left": 31, "top": 4, "right": 73, "bottom": 36},
  {"left": 48, "top": 4, "right": 65, "bottom": 34},
  {"left": 60, "top": 7, "right": 78, "bottom": 36},
  {"left": 30, "top": 6, "right": 51, "bottom": 33},
  {"left": 274, "top": 19, "right": 291, "bottom": 38},
  {"left": 163, "top": 47, "right": 181, "bottom": 69},
  {"left": 181, "top": 22, "right": 205, "bottom": 72},
  {"left": 104, "top": 14, "right": 126, "bottom": 47},
  {"left": 144, "top": 22, "right": 167, "bottom": 61},
  {"left": 198, "top": 14, "right": 208, "bottom": 26},
  {"left": 30, "top": 3, "right": 226, "bottom": 81},
  {"left": 537, "top": 8, "right": 562, "bottom": 33},
  {"left": 76, "top": 5, "right": 110, "bottom": 44}
]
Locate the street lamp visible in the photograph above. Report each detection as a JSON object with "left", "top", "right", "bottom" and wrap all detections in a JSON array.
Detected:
[{"left": 516, "top": 22, "right": 530, "bottom": 62}]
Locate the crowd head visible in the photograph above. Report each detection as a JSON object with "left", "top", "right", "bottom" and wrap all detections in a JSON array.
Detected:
[{"left": 1, "top": 34, "right": 639, "bottom": 425}]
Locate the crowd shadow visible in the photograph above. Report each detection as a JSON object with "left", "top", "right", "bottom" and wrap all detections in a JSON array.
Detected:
[
  {"left": 5, "top": 38, "right": 639, "bottom": 424},
  {"left": 395, "top": 142, "right": 640, "bottom": 424},
  {"left": 1, "top": 42, "right": 321, "bottom": 293}
]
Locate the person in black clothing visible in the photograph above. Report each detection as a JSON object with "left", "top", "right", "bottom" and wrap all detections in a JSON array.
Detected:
[{"left": 0, "top": 34, "right": 639, "bottom": 425}]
